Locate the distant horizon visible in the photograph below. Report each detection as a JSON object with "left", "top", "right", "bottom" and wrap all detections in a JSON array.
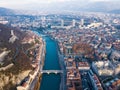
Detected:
[{"left": 0, "top": 0, "right": 120, "bottom": 10}]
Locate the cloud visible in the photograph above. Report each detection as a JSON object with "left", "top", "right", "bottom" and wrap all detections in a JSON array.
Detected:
[
  {"left": 0, "top": 0, "right": 73, "bottom": 8},
  {"left": 0, "top": 0, "right": 77, "bottom": 9},
  {"left": 0, "top": 0, "right": 71, "bottom": 4},
  {"left": 89, "top": 0, "right": 119, "bottom": 2},
  {"left": 0, "top": 0, "right": 119, "bottom": 9}
]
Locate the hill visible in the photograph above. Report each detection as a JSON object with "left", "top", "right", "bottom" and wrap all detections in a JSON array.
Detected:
[
  {"left": 0, "top": 24, "right": 41, "bottom": 90},
  {"left": 19, "top": 1, "right": 120, "bottom": 14},
  {"left": 109, "top": 9, "right": 120, "bottom": 14},
  {"left": 0, "top": 7, "right": 15, "bottom": 15}
]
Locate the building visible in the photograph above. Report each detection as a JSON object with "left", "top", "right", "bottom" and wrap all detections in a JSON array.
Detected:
[
  {"left": 67, "top": 69, "right": 82, "bottom": 90},
  {"left": 72, "top": 19, "right": 76, "bottom": 27},
  {"left": 78, "top": 62, "right": 90, "bottom": 71},
  {"left": 92, "top": 61, "right": 114, "bottom": 76},
  {"left": 0, "top": 20, "right": 8, "bottom": 24},
  {"left": 66, "top": 61, "right": 76, "bottom": 70},
  {"left": 61, "top": 19, "right": 64, "bottom": 27},
  {"left": 92, "top": 60, "right": 120, "bottom": 76},
  {"left": 80, "top": 19, "right": 84, "bottom": 26},
  {"left": 87, "top": 22, "right": 103, "bottom": 28},
  {"left": 88, "top": 70, "right": 103, "bottom": 90},
  {"left": 63, "top": 44, "right": 73, "bottom": 56},
  {"left": 104, "top": 78, "right": 120, "bottom": 90}
]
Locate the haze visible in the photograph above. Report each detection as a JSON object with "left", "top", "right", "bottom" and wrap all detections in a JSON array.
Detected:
[{"left": 0, "top": 0, "right": 119, "bottom": 9}]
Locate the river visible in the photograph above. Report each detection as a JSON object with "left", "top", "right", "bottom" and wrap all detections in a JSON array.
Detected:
[{"left": 39, "top": 34, "right": 61, "bottom": 90}]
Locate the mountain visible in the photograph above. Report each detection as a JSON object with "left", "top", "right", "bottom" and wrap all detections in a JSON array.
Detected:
[
  {"left": 0, "top": 24, "right": 41, "bottom": 90},
  {"left": 1, "top": 1, "right": 120, "bottom": 15},
  {"left": 23, "top": 1, "right": 120, "bottom": 13},
  {"left": 109, "top": 9, "right": 120, "bottom": 14},
  {"left": 0, "top": 7, "right": 15, "bottom": 15},
  {"left": 83, "top": 1, "right": 120, "bottom": 12}
]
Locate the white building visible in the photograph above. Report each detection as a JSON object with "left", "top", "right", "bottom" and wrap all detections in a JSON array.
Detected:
[
  {"left": 72, "top": 19, "right": 76, "bottom": 27},
  {"left": 0, "top": 20, "right": 8, "bottom": 24},
  {"left": 92, "top": 61, "right": 114, "bottom": 76}
]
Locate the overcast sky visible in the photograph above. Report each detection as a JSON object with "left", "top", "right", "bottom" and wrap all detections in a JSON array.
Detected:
[{"left": 0, "top": 0, "right": 119, "bottom": 9}]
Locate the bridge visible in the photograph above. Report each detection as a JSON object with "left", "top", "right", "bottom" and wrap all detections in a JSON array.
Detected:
[{"left": 40, "top": 70, "right": 63, "bottom": 74}]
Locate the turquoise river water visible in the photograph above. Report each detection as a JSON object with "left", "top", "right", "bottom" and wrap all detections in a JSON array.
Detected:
[{"left": 39, "top": 35, "right": 61, "bottom": 90}]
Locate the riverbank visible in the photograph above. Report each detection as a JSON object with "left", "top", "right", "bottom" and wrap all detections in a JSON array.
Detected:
[
  {"left": 32, "top": 31, "right": 63, "bottom": 90},
  {"left": 16, "top": 34, "right": 46, "bottom": 90},
  {"left": 56, "top": 40, "right": 66, "bottom": 90},
  {"left": 29, "top": 38, "right": 46, "bottom": 90},
  {"left": 33, "top": 40, "right": 46, "bottom": 90},
  {"left": 33, "top": 74, "right": 42, "bottom": 90}
]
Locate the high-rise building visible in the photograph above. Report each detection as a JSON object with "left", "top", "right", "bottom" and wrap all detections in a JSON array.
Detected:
[
  {"left": 81, "top": 19, "right": 84, "bottom": 26},
  {"left": 61, "top": 19, "right": 64, "bottom": 27},
  {"left": 72, "top": 19, "right": 76, "bottom": 27}
]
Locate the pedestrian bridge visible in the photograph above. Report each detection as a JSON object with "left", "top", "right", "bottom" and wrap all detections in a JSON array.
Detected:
[{"left": 40, "top": 70, "right": 63, "bottom": 74}]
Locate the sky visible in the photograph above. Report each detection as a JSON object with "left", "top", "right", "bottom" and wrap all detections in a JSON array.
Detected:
[{"left": 0, "top": 0, "right": 119, "bottom": 9}]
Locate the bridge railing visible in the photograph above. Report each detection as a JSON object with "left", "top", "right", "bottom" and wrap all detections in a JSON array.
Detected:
[{"left": 40, "top": 70, "right": 63, "bottom": 74}]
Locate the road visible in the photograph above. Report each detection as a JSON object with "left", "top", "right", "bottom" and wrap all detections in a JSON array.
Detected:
[
  {"left": 58, "top": 52, "right": 66, "bottom": 90},
  {"left": 28, "top": 40, "right": 45, "bottom": 90}
]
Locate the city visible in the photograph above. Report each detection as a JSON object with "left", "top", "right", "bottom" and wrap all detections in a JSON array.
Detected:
[{"left": 0, "top": 0, "right": 120, "bottom": 90}]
